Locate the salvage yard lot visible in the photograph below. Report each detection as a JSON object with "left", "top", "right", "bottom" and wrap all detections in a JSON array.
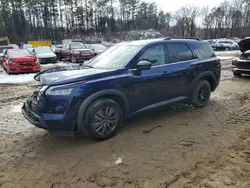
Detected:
[{"left": 1, "top": 53, "right": 250, "bottom": 188}]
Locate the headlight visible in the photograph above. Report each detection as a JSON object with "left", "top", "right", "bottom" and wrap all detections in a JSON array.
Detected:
[
  {"left": 8, "top": 60, "right": 15, "bottom": 65},
  {"left": 45, "top": 87, "right": 73, "bottom": 96}
]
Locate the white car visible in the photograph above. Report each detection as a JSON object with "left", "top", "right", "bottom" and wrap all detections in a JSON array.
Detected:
[
  {"left": 211, "top": 39, "right": 239, "bottom": 51},
  {"left": 87, "top": 44, "right": 107, "bottom": 55},
  {"left": 34, "top": 47, "right": 57, "bottom": 64}
]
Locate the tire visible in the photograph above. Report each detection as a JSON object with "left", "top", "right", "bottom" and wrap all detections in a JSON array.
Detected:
[
  {"left": 233, "top": 71, "right": 241, "bottom": 76},
  {"left": 82, "top": 99, "right": 123, "bottom": 140},
  {"left": 71, "top": 56, "right": 77, "bottom": 63},
  {"left": 57, "top": 53, "right": 62, "bottom": 61},
  {"left": 192, "top": 80, "right": 211, "bottom": 108}
]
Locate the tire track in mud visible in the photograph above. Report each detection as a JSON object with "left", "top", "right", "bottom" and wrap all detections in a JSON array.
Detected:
[{"left": 165, "top": 103, "right": 250, "bottom": 188}]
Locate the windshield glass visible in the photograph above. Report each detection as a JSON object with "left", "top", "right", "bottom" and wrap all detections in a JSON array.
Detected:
[
  {"left": 8, "top": 50, "right": 32, "bottom": 58},
  {"left": 35, "top": 47, "right": 52, "bottom": 54},
  {"left": 87, "top": 44, "right": 142, "bottom": 69},
  {"left": 70, "top": 43, "right": 86, "bottom": 49}
]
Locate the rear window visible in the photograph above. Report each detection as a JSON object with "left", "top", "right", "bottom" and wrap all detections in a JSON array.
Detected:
[
  {"left": 167, "top": 43, "right": 195, "bottom": 63},
  {"left": 189, "top": 42, "right": 215, "bottom": 59}
]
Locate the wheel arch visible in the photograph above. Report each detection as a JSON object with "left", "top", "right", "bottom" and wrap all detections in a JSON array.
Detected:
[
  {"left": 77, "top": 89, "right": 129, "bottom": 131},
  {"left": 193, "top": 71, "right": 217, "bottom": 92}
]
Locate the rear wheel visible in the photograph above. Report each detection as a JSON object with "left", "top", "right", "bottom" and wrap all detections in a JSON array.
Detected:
[
  {"left": 82, "top": 99, "right": 123, "bottom": 140},
  {"left": 192, "top": 80, "right": 211, "bottom": 108}
]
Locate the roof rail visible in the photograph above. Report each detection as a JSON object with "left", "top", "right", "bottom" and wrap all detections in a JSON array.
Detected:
[{"left": 164, "top": 36, "right": 200, "bottom": 41}]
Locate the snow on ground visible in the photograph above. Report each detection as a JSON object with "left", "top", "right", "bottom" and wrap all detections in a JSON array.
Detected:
[
  {"left": 0, "top": 61, "right": 75, "bottom": 84},
  {"left": 0, "top": 66, "right": 37, "bottom": 84},
  {"left": 215, "top": 50, "right": 241, "bottom": 57}
]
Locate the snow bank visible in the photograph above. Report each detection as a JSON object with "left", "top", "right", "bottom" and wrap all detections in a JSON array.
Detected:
[
  {"left": 0, "top": 62, "right": 73, "bottom": 84},
  {"left": 0, "top": 71, "right": 37, "bottom": 84},
  {"left": 215, "top": 51, "right": 241, "bottom": 57}
]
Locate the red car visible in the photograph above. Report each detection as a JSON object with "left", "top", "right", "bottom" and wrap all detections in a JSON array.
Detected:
[{"left": 2, "top": 49, "right": 40, "bottom": 74}]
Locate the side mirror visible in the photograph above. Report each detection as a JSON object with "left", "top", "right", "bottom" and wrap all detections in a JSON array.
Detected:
[{"left": 136, "top": 61, "right": 152, "bottom": 71}]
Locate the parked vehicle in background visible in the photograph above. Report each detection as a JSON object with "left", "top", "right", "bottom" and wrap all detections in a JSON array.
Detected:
[
  {"left": 22, "top": 38, "right": 221, "bottom": 140},
  {"left": 0, "top": 36, "right": 10, "bottom": 45},
  {"left": 9, "top": 44, "right": 19, "bottom": 49},
  {"left": 2, "top": 49, "right": 40, "bottom": 74},
  {"left": 34, "top": 46, "right": 57, "bottom": 64},
  {"left": 0, "top": 45, "right": 14, "bottom": 56},
  {"left": 0, "top": 45, "right": 14, "bottom": 64},
  {"left": 56, "top": 42, "right": 94, "bottom": 63},
  {"left": 211, "top": 39, "right": 239, "bottom": 51},
  {"left": 87, "top": 44, "right": 107, "bottom": 56},
  {"left": 54, "top": 44, "right": 63, "bottom": 54},
  {"left": 232, "top": 37, "right": 250, "bottom": 76},
  {"left": 23, "top": 44, "right": 33, "bottom": 49}
]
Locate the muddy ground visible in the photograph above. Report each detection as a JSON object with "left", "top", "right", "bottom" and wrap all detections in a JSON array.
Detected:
[{"left": 1, "top": 60, "right": 250, "bottom": 188}]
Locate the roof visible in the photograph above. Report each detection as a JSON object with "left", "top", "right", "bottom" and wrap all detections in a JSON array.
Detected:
[{"left": 117, "top": 38, "right": 204, "bottom": 46}]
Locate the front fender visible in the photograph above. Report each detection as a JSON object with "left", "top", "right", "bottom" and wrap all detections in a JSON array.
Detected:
[{"left": 77, "top": 89, "right": 129, "bottom": 131}]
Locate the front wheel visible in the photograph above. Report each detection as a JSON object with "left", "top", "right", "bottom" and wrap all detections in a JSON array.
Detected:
[
  {"left": 82, "top": 99, "right": 123, "bottom": 140},
  {"left": 71, "top": 56, "right": 77, "bottom": 63},
  {"left": 192, "top": 80, "right": 211, "bottom": 108}
]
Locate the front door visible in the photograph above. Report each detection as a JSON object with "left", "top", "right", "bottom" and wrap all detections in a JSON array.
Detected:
[{"left": 128, "top": 44, "right": 174, "bottom": 113}]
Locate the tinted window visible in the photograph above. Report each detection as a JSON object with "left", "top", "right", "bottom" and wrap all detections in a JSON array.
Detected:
[
  {"left": 190, "top": 42, "right": 215, "bottom": 59},
  {"left": 139, "top": 45, "right": 166, "bottom": 66},
  {"left": 167, "top": 43, "right": 194, "bottom": 63}
]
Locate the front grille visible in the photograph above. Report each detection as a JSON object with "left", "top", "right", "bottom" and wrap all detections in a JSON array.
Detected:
[
  {"left": 39, "top": 57, "right": 57, "bottom": 64},
  {"left": 81, "top": 51, "right": 91, "bottom": 55},
  {"left": 237, "top": 60, "right": 250, "bottom": 69},
  {"left": 19, "top": 62, "right": 33, "bottom": 66}
]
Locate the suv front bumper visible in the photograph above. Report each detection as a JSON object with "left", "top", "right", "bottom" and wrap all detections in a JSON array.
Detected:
[{"left": 22, "top": 100, "right": 75, "bottom": 136}]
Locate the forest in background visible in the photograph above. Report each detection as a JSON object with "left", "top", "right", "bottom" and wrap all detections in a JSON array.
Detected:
[{"left": 0, "top": 0, "right": 250, "bottom": 43}]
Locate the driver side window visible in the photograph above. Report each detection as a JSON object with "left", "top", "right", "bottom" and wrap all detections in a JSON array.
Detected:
[{"left": 138, "top": 45, "right": 166, "bottom": 66}]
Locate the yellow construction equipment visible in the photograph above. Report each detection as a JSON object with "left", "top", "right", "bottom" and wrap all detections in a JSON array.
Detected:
[
  {"left": 0, "top": 36, "right": 10, "bottom": 45},
  {"left": 28, "top": 40, "right": 52, "bottom": 47}
]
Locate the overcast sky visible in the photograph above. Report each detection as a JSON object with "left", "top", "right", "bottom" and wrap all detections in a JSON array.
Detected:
[{"left": 149, "top": 0, "right": 223, "bottom": 12}]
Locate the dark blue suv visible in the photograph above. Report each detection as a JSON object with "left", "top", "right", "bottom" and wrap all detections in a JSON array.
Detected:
[{"left": 22, "top": 38, "right": 221, "bottom": 140}]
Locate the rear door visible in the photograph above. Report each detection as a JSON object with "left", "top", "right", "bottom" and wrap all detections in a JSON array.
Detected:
[{"left": 165, "top": 42, "right": 198, "bottom": 97}]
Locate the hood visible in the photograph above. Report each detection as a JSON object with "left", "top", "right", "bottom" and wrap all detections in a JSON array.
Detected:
[
  {"left": 36, "top": 52, "right": 56, "bottom": 58},
  {"left": 11, "top": 56, "right": 36, "bottom": 63},
  {"left": 239, "top": 38, "right": 250, "bottom": 53},
  {"left": 72, "top": 49, "right": 92, "bottom": 52},
  {"left": 39, "top": 68, "right": 113, "bottom": 85}
]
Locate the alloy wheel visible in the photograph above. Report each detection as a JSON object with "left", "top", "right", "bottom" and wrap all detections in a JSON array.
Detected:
[{"left": 92, "top": 107, "right": 118, "bottom": 136}]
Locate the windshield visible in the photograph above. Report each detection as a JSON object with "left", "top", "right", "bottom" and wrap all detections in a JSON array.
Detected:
[
  {"left": 35, "top": 47, "right": 52, "bottom": 54},
  {"left": 70, "top": 43, "right": 86, "bottom": 49},
  {"left": 87, "top": 44, "right": 142, "bottom": 69},
  {"left": 8, "top": 50, "right": 32, "bottom": 58}
]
